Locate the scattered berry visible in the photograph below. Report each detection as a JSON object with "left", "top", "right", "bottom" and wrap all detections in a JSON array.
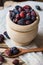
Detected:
[
  {"left": 35, "top": 5, "right": 42, "bottom": 11},
  {"left": 12, "top": 59, "right": 19, "bottom": 65},
  {"left": 0, "top": 34, "right": 5, "bottom": 43},
  {"left": 4, "top": 31, "right": 10, "bottom": 39}
]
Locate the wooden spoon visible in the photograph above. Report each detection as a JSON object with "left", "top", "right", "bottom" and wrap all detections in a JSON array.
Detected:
[{"left": 2, "top": 47, "right": 43, "bottom": 58}]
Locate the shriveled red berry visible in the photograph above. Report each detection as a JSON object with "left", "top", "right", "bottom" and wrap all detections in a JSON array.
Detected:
[
  {"left": 20, "top": 11, "right": 25, "bottom": 18},
  {"left": 11, "top": 47, "right": 20, "bottom": 55},
  {"left": 12, "top": 59, "right": 19, "bottom": 65},
  {"left": 4, "top": 31, "right": 10, "bottom": 39},
  {"left": 4, "top": 49, "right": 12, "bottom": 56}
]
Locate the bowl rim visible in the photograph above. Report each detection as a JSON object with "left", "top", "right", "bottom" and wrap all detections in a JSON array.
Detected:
[{"left": 6, "top": 11, "right": 40, "bottom": 32}]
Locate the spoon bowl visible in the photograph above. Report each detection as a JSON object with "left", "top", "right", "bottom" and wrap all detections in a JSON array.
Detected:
[{"left": 2, "top": 47, "right": 43, "bottom": 58}]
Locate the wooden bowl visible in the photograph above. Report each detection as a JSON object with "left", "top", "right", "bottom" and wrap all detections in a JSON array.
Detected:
[{"left": 6, "top": 12, "right": 40, "bottom": 46}]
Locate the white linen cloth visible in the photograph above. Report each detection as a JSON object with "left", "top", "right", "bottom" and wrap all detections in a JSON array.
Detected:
[{"left": 0, "top": 1, "right": 43, "bottom": 65}]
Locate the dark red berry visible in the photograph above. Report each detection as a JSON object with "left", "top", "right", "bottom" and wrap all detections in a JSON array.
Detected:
[
  {"left": 35, "top": 5, "right": 42, "bottom": 11},
  {"left": 20, "top": 11, "right": 25, "bottom": 18},
  {"left": 0, "top": 34, "right": 5, "bottom": 43},
  {"left": 12, "top": 59, "right": 19, "bottom": 65}
]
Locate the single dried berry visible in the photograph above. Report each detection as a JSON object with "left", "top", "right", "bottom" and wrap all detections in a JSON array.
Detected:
[
  {"left": 35, "top": 5, "right": 42, "bottom": 11},
  {"left": 0, "top": 34, "right": 5, "bottom": 43},
  {"left": 11, "top": 47, "right": 20, "bottom": 55},
  {"left": 4, "top": 31, "right": 10, "bottom": 39},
  {"left": 12, "top": 59, "right": 19, "bottom": 65}
]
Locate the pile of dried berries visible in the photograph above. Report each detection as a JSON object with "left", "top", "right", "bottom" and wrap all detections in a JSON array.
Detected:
[{"left": 10, "top": 5, "right": 37, "bottom": 25}]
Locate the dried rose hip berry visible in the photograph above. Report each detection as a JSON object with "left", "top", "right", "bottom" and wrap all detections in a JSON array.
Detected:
[{"left": 12, "top": 59, "right": 19, "bottom": 65}]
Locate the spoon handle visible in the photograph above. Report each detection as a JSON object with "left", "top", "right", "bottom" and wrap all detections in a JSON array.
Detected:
[{"left": 24, "top": 48, "right": 43, "bottom": 53}]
